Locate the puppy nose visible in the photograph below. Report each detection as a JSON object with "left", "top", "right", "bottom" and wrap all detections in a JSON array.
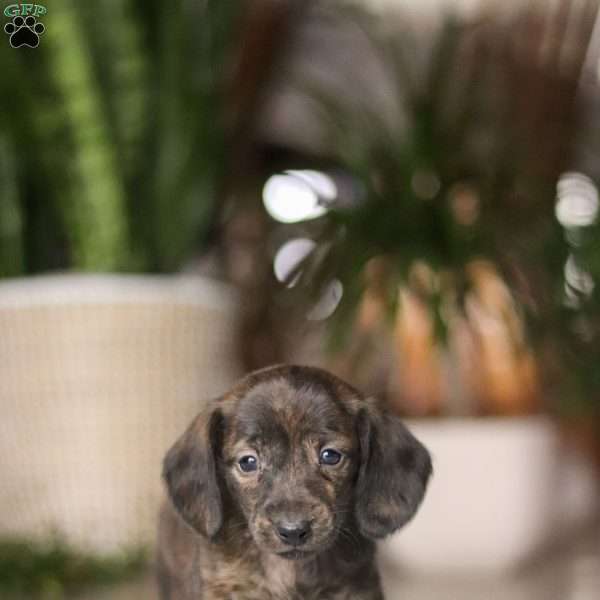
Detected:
[{"left": 275, "top": 520, "right": 311, "bottom": 546}]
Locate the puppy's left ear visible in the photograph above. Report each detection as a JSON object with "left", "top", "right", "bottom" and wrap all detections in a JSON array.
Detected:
[
  {"left": 162, "top": 405, "right": 225, "bottom": 538},
  {"left": 355, "top": 407, "right": 432, "bottom": 539}
]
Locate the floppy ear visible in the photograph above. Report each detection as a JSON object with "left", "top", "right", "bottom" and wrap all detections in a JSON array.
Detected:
[
  {"left": 355, "top": 407, "right": 432, "bottom": 539},
  {"left": 162, "top": 406, "right": 225, "bottom": 538}
]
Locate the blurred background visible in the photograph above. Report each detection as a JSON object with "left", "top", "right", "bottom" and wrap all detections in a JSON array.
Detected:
[{"left": 1, "top": 0, "right": 600, "bottom": 598}]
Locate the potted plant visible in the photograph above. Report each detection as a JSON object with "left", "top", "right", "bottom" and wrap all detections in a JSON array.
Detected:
[
  {"left": 226, "top": 2, "right": 600, "bottom": 571},
  {"left": 0, "top": 0, "right": 250, "bottom": 577}
]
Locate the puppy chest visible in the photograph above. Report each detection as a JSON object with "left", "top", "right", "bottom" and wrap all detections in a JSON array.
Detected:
[{"left": 201, "top": 556, "right": 295, "bottom": 600}]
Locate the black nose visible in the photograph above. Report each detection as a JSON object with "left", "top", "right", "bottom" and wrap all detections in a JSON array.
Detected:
[{"left": 275, "top": 521, "right": 312, "bottom": 546}]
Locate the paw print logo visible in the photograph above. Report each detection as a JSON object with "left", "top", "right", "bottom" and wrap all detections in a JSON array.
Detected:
[{"left": 4, "top": 15, "right": 45, "bottom": 48}]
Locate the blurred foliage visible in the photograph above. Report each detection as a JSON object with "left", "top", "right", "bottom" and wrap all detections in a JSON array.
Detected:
[
  {"left": 0, "top": 0, "right": 241, "bottom": 274},
  {"left": 0, "top": 537, "right": 147, "bottom": 598},
  {"left": 272, "top": 5, "right": 600, "bottom": 415}
]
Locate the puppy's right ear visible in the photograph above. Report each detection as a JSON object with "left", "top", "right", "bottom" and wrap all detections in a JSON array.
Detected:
[{"left": 162, "top": 406, "right": 224, "bottom": 538}]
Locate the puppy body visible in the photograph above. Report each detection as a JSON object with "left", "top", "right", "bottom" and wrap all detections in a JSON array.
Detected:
[{"left": 158, "top": 365, "right": 431, "bottom": 600}]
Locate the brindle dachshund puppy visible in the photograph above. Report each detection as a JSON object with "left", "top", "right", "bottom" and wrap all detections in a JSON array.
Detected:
[{"left": 157, "top": 365, "right": 432, "bottom": 600}]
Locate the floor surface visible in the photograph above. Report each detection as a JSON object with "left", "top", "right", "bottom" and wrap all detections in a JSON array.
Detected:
[{"left": 71, "top": 526, "right": 600, "bottom": 600}]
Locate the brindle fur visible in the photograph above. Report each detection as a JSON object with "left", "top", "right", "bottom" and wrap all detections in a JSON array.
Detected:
[{"left": 158, "top": 365, "right": 432, "bottom": 600}]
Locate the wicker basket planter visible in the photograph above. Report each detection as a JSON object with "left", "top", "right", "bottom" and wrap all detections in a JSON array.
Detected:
[{"left": 0, "top": 274, "right": 240, "bottom": 554}]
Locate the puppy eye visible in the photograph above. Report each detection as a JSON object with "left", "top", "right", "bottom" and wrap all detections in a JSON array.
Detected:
[
  {"left": 238, "top": 454, "right": 259, "bottom": 473},
  {"left": 319, "top": 448, "right": 343, "bottom": 466}
]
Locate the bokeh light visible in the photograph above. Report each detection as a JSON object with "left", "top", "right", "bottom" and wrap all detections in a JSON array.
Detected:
[
  {"left": 450, "top": 183, "right": 480, "bottom": 226},
  {"left": 564, "top": 254, "right": 595, "bottom": 306},
  {"left": 307, "top": 279, "right": 344, "bottom": 320},
  {"left": 555, "top": 172, "right": 599, "bottom": 228},
  {"left": 273, "top": 238, "right": 316, "bottom": 287},
  {"left": 411, "top": 169, "right": 441, "bottom": 200},
  {"left": 262, "top": 170, "right": 337, "bottom": 223}
]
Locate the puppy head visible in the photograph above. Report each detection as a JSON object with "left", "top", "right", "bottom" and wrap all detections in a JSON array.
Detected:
[{"left": 163, "top": 365, "right": 431, "bottom": 558}]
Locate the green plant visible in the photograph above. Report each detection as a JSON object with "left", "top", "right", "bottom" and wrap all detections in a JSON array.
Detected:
[
  {"left": 0, "top": 0, "right": 242, "bottom": 274},
  {"left": 0, "top": 537, "right": 147, "bottom": 598},
  {"left": 266, "top": 6, "right": 600, "bottom": 415}
]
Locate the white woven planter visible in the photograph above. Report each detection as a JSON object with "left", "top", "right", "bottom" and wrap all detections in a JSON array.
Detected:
[
  {"left": 378, "top": 417, "right": 600, "bottom": 574},
  {"left": 0, "top": 274, "right": 241, "bottom": 554}
]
